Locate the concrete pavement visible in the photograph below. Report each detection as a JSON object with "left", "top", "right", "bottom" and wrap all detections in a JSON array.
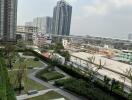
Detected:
[{"left": 17, "top": 89, "right": 53, "bottom": 100}]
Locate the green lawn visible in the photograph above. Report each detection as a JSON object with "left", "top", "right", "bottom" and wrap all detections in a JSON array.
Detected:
[
  {"left": 26, "top": 91, "right": 69, "bottom": 100},
  {"left": 13, "top": 58, "right": 44, "bottom": 69},
  {"left": 9, "top": 71, "right": 47, "bottom": 94},
  {"left": 39, "top": 71, "right": 65, "bottom": 81},
  {"left": 23, "top": 77, "right": 47, "bottom": 93},
  {"left": 25, "top": 58, "right": 44, "bottom": 68}
]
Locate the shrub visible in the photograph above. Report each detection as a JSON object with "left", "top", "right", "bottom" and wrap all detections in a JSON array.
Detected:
[
  {"left": 36, "top": 69, "right": 65, "bottom": 81},
  {"left": 34, "top": 57, "right": 39, "bottom": 61},
  {"left": 55, "top": 78, "right": 117, "bottom": 100}
]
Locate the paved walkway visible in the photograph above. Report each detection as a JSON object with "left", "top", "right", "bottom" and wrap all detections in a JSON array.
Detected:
[
  {"left": 18, "top": 53, "right": 35, "bottom": 59},
  {"left": 17, "top": 89, "right": 53, "bottom": 100},
  {"left": 28, "top": 68, "right": 82, "bottom": 100}
]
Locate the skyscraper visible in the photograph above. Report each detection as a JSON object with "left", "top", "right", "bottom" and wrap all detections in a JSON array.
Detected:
[
  {"left": 46, "top": 17, "right": 52, "bottom": 34},
  {"left": 128, "top": 34, "right": 132, "bottom": 40},
  {"left": 52, "top": 0, "right": 72, "bottom": 36},
  {"left": 33, "top": 17, "right": 52, "bottom": 34},
  {"left": 0, "top": 0, "right": 17, "bottom": 41}
]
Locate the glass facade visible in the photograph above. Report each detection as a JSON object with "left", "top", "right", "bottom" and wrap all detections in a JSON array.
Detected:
[{"left": 52, "top": 0, "right": 72, "bottom": 36}]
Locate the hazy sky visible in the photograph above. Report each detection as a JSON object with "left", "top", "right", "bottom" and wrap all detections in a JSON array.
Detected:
[{"left": 17, "top": 0, "right": 132, "bottom": 40}]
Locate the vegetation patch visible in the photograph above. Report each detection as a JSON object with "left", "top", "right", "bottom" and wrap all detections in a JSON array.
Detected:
[
  {"left": 28, "top": 50, "right": 131, "bottom": 100},
  {"left": 55, "top": 78, "right": 118, "bottom": 100},
  {"left": 36, "top": 69, "right": 65, "bottom": 81},
  {"left": 0, "top": 57, "right": 16, "bottom": 100},
  {"left": 13, "top": 58, "right": 44, "bottom": 69}
]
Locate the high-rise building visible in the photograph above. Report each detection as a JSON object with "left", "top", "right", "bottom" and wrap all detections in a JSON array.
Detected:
[
  {"left": 52, "top": 0, "right": 72, "bottom": 36},
  {"left": 33, "top": 17, "right": 52, "bottom": 34},
  {"left": 0, "top": 0, "right": 17, "bottom": 41},
  {"left": 128, "top": 34, "right": 132, "bottom": 40},
  {"left": 46, "top": 17, "right": 52, "bottom": 34}
]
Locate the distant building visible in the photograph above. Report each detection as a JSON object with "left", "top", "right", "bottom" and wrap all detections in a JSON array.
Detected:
[
  {"left": 128, "top": 34, "right": 132, "bottom": 40},
  {"left": 16, "top": 26, "right": 38, "bottom": 41},
  {"left": 0, "top": 0, "right": 17, "bottom": 41},
  {"left": 17, "top": 26, "right": 38, "bottom": 33},
  {"left": 33, "top": 33, "right": 52, "bottom": 46},
  {"left": 62, "top": 39, "right": 69, "bottom": 48},
  {"left": 25, "top": 22, "right": 34, "bottom": 27},
  {"left": 46, "top": 17, "right": 52, "bottom": 34},
  {"left": 52, "top": 0, "right": 72, "bottom": 36},
  {"left": 17, "top": 26, "right": 25, "bottom": 33},
  {"left": 33, "top": 17, "right": 52, "bottom": 34},
  {"left": 16, "top": 32, "right": 33, "bottom": 41}
]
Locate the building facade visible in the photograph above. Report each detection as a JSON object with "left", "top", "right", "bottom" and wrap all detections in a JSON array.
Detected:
[
  {"left": 128, "top": 34, "right": 132, "bottom": 41},
  {"left": 16, "top": 26, "right": 38, "bottom": 41},
  {"left": 0, "top": 0, "right": 17, "bottom": 41},
  {"left": 33, "top": 17, "right": 52, "bottom": 34},
  {"left": 46, "top": 17, "right": 52, "bottom": 34},
  {"left": 17, "top": 26, "right": 38, "bottom": 33},
  {"left": 52, "top": 0, "right": 72, "bottom": 36}
]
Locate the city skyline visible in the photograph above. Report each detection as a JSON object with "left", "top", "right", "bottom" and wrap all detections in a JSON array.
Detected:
[{"left": 17, "top": 0, "right": 132, "bottom": 40}]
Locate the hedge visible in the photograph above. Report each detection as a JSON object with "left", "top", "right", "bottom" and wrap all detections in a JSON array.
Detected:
[
  {"left": 55, "top": 78, "right": 117, "bottom": 100},
  {"left": 36, "top": 70, "right": 65, "bottom": 81}
]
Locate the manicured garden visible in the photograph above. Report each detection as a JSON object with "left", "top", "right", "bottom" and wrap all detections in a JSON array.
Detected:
[
  {"left": 55, "top": 78, "right": 118, "bottom": 100},
  {"left": 36, "top": 69, "right": 65, "bottom": 81},
  {"left": 26, "top": 91, "right": 69, "bottom": 100},
  {"left": 25, "top": 58, "right": 44, "bottom": 68}
]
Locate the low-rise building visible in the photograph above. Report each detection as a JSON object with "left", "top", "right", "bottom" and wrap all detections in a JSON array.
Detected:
[
  {"left": 33, "top": 33, "right": 52, "bottom": 46},
  {"left": 17, "top": 26, "right": 38, "bottom": 33}
]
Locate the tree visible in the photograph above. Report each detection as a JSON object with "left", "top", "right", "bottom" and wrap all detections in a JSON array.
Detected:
[
  {"left": 54, "top": 42, "right": 64, "bottom": 52},
  {"left": 120, "top": 69, "right": 130, "bottom": 91},
  {"left": 86, "top": 56, "right": 106, "bottom": 80},
  {"left": 59, "top": 51, "right": 70, "bottom": 61},
  {"left": 15, "top": 57, "right": 27, "bottom": 94},
  {"left": 4, "top": 44, "right": 16, "bottom": 69},
  {"left": 110, "top": 78, "right": 116, "bottom": 95},
  {"left": 104, "top": 75, "right": 111, "bottom": 85},
  {"left": 16, "top": 40, "right": 26, "bottom": 50}
]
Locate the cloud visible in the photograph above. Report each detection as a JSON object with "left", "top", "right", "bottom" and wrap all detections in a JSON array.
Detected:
[{"left": 82, "top": 0, "right": 132, "bottom": 16}]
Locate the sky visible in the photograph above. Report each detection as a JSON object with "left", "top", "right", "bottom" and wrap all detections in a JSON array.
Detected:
[{"left": 17, "top": 0, "right": 132, "bottom": 40}]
